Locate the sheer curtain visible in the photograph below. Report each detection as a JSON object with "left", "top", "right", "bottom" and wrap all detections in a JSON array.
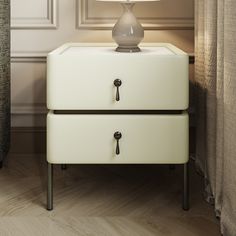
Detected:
[
  {"left": 195, "top": 0, "right": 236, "bottom": 235},
  {"left": 0, "top": 0, "right": 10, "bottom": 167}
]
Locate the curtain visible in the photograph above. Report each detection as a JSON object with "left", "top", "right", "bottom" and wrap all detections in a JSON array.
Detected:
[
  {"left": 195, "top": 0, "right": 236, "bottom": 235},
  {"left": 0, "top": 0, "right": 10, "bottom": 166}
]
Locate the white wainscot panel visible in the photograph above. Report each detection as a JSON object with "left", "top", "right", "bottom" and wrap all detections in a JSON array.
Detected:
[
  {"left": 77, "top": 0, "right": 194, "bottom": 29},
  {"left": 11, "top": 0, "right": 57, "bottom": 29},
  {"left": 11, "top": 62, "right": 47, "bottom": 115}
]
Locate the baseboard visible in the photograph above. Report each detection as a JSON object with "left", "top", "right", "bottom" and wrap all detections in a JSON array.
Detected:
[{"left": 10, "top": 127, "right": 46, "bottom": 154}]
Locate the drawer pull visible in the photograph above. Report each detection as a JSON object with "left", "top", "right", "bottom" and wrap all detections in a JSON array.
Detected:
[
  {"left": 114, "top": 131, "right": 122, "bottom": 155},
  {"left": 114, "top": 79, "right": 122, "bottom": 101}
]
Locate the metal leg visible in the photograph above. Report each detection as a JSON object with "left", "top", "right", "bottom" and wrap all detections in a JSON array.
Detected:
[
  {"left": 0, "top": 161, "right": 3, "bottom": 169},
  {"left": 183, "top": 162, "right": 189, "bottom": 210},
  {"left": 47, "top": 163, "right": 53, "bottom": 211},
  {"left": 61, "top": 164, "right": 67, "bottom": 170}
]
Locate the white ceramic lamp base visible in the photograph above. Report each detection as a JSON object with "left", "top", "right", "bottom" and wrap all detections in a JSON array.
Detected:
[
  {"left": 112, "top": 3, "right": 144, "bottom": 52},
  {"left": 96, "top": 0, "right": 160, "bottom": 52}
]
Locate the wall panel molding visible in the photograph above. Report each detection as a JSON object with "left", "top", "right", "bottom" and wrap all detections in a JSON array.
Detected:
[
  {"left": 11, "top": 0, "right": 58, "bottom": 29},
  {"left": 11, "top": 53, "right": 47, "bottom": 63},
  {"left": 11, "top": 105, "right": 47, "bottom": 115},
  {"left": 11, "top": 53, "right": 195, "bottom": 64},
  {"left": 76, "top": 0, "right": 194, "bottom": 30}
]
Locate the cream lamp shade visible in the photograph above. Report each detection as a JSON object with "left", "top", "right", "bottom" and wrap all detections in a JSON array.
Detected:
[{"left": 97, "top": 0, "right": 160, "bottom": 52}]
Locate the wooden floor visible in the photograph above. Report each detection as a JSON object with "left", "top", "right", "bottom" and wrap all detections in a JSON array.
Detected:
[{"left": 0, "top": 154, "right": 220, "bottom": 236}]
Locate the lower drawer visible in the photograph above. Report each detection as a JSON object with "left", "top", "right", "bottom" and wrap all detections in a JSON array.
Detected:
[{"left": 47, "top": 112, "right": 189, "bottom": 164}]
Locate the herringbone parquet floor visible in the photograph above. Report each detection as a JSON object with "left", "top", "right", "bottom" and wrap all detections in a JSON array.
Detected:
[{"left": 0, "top": 154, "right": 220, "bottom": 236}]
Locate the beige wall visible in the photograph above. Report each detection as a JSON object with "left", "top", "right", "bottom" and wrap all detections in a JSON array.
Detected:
[{"left": 11, "top": 0, "right": 194, "bottom": 127}]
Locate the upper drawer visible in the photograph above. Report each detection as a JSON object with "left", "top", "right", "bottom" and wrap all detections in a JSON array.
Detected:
[{"left": 47, "top": 44, "right": 189, "bottom": 110}]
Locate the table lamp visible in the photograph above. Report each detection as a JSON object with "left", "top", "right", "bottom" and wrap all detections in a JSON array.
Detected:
[{"left": 97, "top": 0, "right": 160, "bottom": 52}]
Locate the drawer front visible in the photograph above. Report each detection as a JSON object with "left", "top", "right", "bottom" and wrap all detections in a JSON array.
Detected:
[
  {"left": 47, "top": 113, "right": 189, "bottom": 164},
  {"left": 47, "top": 55, "right": 188, "bottom": 110}
]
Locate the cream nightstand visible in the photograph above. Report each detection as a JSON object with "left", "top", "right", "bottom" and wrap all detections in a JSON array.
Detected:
[{"left": 46, "top": 43, "right": 189, "bottom": 211}]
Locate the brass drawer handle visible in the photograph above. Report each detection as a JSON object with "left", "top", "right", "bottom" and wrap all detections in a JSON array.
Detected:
[
  {"left": 114, "top": 79, "right": 122, "bottom": 101},
  {"left": 114, "top": 131, "right": 122, "bottom": 155}
]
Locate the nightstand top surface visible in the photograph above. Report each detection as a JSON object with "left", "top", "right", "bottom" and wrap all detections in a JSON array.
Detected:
[
  {"left": 48, "top": 43, "right": 187, "bottom": 57},
  {"left": 62, "top": 46, "right": 174, "bottom": 56}
]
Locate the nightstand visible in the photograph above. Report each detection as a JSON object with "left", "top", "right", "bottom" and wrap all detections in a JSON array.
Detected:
[{"left": 46, "top": 43, "right": 189, "bottom": 211}]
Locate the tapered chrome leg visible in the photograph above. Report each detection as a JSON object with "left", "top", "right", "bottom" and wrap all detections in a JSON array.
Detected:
[
  {"left": 47, "top": 163, "right": 53, "bottom": 211},
  {"left": 183, "top": 162, "right": 189, "bottom": 210}
]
